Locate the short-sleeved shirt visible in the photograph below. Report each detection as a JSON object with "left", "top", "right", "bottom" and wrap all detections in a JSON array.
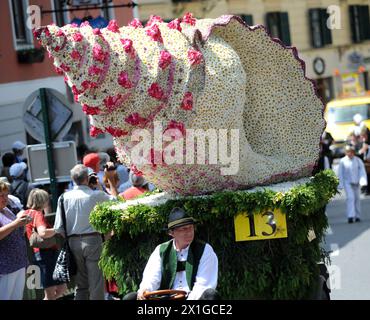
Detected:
[
  {"left": 25, "top": 209, "right": 58, "bottom": 253},
  {"left": 120, "top": 187, "right": 146, "bottom": 200},
  {"left": 0, "top": 207, "right": 28, "bottom": 275}
]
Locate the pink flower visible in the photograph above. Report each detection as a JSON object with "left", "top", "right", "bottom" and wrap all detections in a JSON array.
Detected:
[
  {"left": 93, "top": 28, "right": 102, "bottom": 35},
  {"left": 54, "top": 66, "right": 64, "bottom": 75},
  {"left": 148, "top": 83, "right": 164, "bottom": 100},
  {"left": 56, "top": 29, "right": 64, "bottom": 37},
  {"left": 159, "top": 50, "right": 172, "bottom": 69},
  {"left": 63, "top": 76, "right": 68, "bottom": 83},
  {"left": 105, "top": 126, "right": 128, "bottom": 137},
  {"left": 107, "top": 20, "right": 120, "bottom": 32},
  {"left": 128, "top": 18, "right": 143, "bottom": 28},
  {"left": 180, "top": 92, "right": 193, "bottom": 110},
  {"left": 145, "top": 24, "right": 163, "bottom": 43},
  {"left": 167, "top": 18, "right": 182, "bottom": 32},
  {"left": 70, "top": 23, "right": 79, "bottom": 27},
  {"left": 59, "top": 63, "right": 70, "bottom": 72},
  {"left": 82, "top": 104, "right": 100, "bottom": 115},
  {"left": 120, "top": 38, "right": 135, "bottom": 58},
  {"left": 71, "top": 50, "right": 81, "bottom": 60},
  {"left": 80, "top": 21, "right": 90, "bottom": 27},
  {"left": 125, "top": 113, "right": 146, "bottom": 126},
  {"left": 164, "top": 120, "right": 186, "bottom": 139},
  {"left": 187, "top": 49, "right": 203, "bottom": 65},
  {"left": 130, "top": 165, "right": 143, "bottom": 176},
  {"left": 103, "top": 94, "right": 123, "bottom": 112},
  {"left": 92, "top": 44, "right": 107, "bottom": 62},
  {"left": 88, "top": 66, "right": 103, "bottom": 76},
  {"left": 71, "top": 85, "right": 81, "bottom": 95},
  {"left": 74, "top": 94, "right": 79, "bottom": 102},
  {"left": 182, "top": 12, "right": 196, "bottom": 26},
  {"left": 53, "top": 45, "right": 61, "bottom": 52},
  {"left": 90, "top": 126, "right": 104, "bottom": 137},
  {"left": 72, "top": 32, "right": 83, "bottom": 42},
  {"left": 146, "top": 15, "right": 163, "bottom": 27},
  {"left": 117, "top": 72, "right": 133, "bottom": 89}
]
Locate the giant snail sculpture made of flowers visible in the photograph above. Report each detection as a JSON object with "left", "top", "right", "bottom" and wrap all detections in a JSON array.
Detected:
[{"left": 34, "top": 13, "right": 325, "bottom": 196}]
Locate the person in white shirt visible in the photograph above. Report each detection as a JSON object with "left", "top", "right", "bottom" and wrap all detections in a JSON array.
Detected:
[
  {"left": 338, "top": 145, "right": 368, "bottom": 223},
  {"left": 123, "top": 207, "right": 219, "bottom": 300}
]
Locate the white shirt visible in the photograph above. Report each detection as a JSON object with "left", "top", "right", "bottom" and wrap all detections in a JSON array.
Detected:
[
  {"left": 54, "top": 185, "right": 115, "bottom": 235},
  {"left": 139, "top": 240, "right": 218, "bottom": 300},
  {"left": 338, "top": 155, "right": 368, "bottom": 188}
]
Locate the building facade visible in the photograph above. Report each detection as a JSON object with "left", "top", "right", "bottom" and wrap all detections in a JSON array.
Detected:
[
  {"left": 136, "top": 0, "right": 370, "bottom": 103},
  {"left": 0, "top": 0, "right": 134, "bottom": 160}
]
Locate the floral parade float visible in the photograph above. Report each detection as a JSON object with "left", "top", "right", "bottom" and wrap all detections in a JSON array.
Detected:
[{"left": 35, "top": 13, "right": 338, "bottom": 299}]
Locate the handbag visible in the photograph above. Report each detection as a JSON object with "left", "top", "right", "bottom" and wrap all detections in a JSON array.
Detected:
[
  {"left": 52, "top": 195, "right": 77, "bottom": 283},
  {"left": 28, "top": 210, "right": 57, "bottom": 249}
]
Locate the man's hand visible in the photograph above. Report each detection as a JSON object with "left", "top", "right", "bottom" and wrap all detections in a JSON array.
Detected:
[{"left": 137, "top": 288, "right": 148, "bottom": 300}]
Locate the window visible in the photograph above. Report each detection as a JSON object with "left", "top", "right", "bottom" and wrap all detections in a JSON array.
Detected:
[
  {"left": 327, "top": 104, "right": 370, "bottom": 123},
  {"left": 265, "top": 12, "right": 291, "bottom": 46},
  {"left": 240, "top": 14, "right": 253, "bottom": 26},
  {"left": 309, "top": 8, "right": 332, "bottom": 48},
  {"left": 10, "top": 0, "right": 33, "bottom": 48},
  {"left": 349, "top": 5, "right": 370, "bottom": 43}
]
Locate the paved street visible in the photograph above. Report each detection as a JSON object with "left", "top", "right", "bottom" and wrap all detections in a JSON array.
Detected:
[{"left": 324, "top": 182, "right": 370, "bottom": 299}]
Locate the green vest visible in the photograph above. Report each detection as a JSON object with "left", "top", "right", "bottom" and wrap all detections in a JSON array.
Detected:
[{"left": 159, "top": 239, "right": 206, "bottom": 290}]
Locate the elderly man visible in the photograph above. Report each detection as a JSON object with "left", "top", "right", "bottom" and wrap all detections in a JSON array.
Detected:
[
  {"left": 338, "top": 145, "right": 368, "bottom": 223},
  {"left": 124, "top": 207, "right": 219, "bottom": 300},
  {"left": 53, "top": 164, "right": 118, "bottom": 300}
]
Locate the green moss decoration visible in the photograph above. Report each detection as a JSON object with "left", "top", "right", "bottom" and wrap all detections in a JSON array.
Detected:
[{"left": 90, "top": 170, "right": 338, "bottom": 299}]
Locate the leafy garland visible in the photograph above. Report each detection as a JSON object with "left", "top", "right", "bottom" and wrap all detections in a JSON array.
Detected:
[{"left": 90, "top": 170, "right": 338, "bottom": 299}]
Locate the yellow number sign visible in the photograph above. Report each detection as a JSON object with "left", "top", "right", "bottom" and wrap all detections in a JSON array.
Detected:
[{"left": 234, "top": 209, "right": 288, "bottom": 242}]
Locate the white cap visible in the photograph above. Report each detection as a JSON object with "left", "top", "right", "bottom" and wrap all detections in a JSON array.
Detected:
[
  {"left": 12, "top": 141, "right": 26, "bottom": 150},
  {"left": 9, "top": 162, "right": 27, "bottom": 178}
]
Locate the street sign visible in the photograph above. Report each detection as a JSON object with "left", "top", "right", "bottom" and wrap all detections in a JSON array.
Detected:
[
  {"left": 26, "top": 141, "right": 77, "bottom": 184},
  {"left": 23, "top": 88, "right": 73, "bottom": 143}
]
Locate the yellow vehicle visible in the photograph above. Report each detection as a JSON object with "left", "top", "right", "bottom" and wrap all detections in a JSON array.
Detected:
[{"left": 324, "top": 94, "right": 370, "bottom": 158}]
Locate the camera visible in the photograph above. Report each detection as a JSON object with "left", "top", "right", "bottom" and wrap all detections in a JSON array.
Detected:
[{"left": 88, "top": 174, "right": 98, "bottom": 185}]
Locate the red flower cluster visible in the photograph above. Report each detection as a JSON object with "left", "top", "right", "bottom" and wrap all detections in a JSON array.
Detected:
[
  {"left": 125, "top": 112, "right": 146, "bottom": 126},
  {"left": 81, "top": 80, "right": 98, "bottom": 91},
  {"left": 165, "top": 120, "right": 186, "bottom": 139},
  {"left": 130, "top": 165, "right": 143, "bottom": 176},
  {"left": 56, "top": 29, "right": 64, "bottom": 37},
  {"left": 117, "top": 71, "right": 133, "bottom": 89},
  {"left": 146, "top": 15, "right": 163, "bottom": 27},
  {"left": 159, "top": 50, "right": 172, "bottom": 69},
  {"left": 120, "top": 39, "right": 135, "bottom": 58},
  {"left": 72, "top": 32, "right": 83, "bottom": 42},
  {"left": 59, "top": 63, "right": 70, "bottom": 72},
  {"left": 167, "top": 18, "right": 182, "bottom": 32},
  {"left": 71, "top": 50, "right": 81, "bottom": 60},
  {"left": 92, "top": 44, "right": 107, "bottom": 62},
  {"left": 148, "top": 83, "right": 165, "bottom": 100},
  {"left": 105, "top": 126, "right": 128, "bottom": 137},
  {"left": 88, "top": 66, "right": 103, "bottom": 76},
  {"left": 80, "top": 21, "right": 90, "bottom": 27},
  {"left": 181, "top": 92, "right": 193, "bottom": 110},
  {"left": 54, "top": 66, "right": 64, "bottom": 75},
  {"left": 187, "top": 49, "right": 203, "bottom": 66},
  {"left": 82, "top": 104, "right": 100, "bottom": 115},
  {"left": 103, "top": 94, "right": 123, "bottom": 113},
  {"left": 90, "top": 126, "right": 104, "bottom": 137},
  {"left": 93, "top": 28, "right": 102, "bottom": 35},
  {"left": 145, "top": 24, "right": 163, "bottom": 43},
  {"left": 107, "top": 20, "right": 120, "bottom": 33},
  {"left": 182, "top": 13, "right": 196, "bottom": 26},
  {"left": 128, "top": 18, "right": 143, "bottom": 28}
]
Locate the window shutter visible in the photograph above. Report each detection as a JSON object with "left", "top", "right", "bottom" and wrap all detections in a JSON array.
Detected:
[
  {"left": 360, "top": 5, "right": 370, "bottom": 41},
  {"left": 320, "top": 8, "right": 332, "bottom": 45},
  {"left": 279, "top": 12, "right": 291, "bottom": 46},
  {"left": 349, "top": 5, "right": 362, "bottom": 43},
  {"left": 240, "top": 14, "right": 254, "bottom": 26},
  {"left": 309, "top": 8, "right": 323, "bottom": 48}
]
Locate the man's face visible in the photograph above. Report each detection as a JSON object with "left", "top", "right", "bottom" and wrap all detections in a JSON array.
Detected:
[
  {"left": 346, "top": 150, "right": 355, "bottom": 159},
  {"left": 170, "top": 224, "right": 195, "bottom": 249}
]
